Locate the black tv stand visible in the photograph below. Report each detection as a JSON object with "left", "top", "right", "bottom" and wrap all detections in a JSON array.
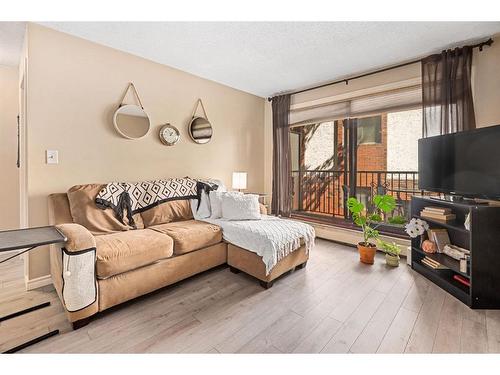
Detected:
[
  {"left": 429, "top": 195, "right": 489, "bottom": 205},
  {"left": 411, "top": 196, "right": 500, "bottom": 308}
]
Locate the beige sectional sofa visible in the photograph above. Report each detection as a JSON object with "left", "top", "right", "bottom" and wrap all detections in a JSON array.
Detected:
[{"left": 48, "top": 184, "right": 309, "bottom": 329}]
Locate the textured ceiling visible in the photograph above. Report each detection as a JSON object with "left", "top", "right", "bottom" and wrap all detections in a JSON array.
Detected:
[
  {"left": 2, "top": 22, "right": 500, "bottom": 96},
  {"left": 0, "top": 22, "right": 25, "bottom": 66}
]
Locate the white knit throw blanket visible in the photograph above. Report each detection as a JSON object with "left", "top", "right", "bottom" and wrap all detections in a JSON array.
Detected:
[{"left": 202, "top": 215, "right": 315, "bottom": 275}]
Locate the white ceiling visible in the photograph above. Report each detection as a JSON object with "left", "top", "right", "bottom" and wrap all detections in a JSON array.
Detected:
[
  {"left": 0, "top": 22, "right": 25, "bottom": 66},
  {"left": 2, "top": 22, "right": 500, "bottom": 97}
]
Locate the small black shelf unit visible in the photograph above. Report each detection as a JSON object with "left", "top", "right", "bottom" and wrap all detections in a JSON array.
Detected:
[{"left": 411, "top": 196, "right": 500, "bottom": 309}]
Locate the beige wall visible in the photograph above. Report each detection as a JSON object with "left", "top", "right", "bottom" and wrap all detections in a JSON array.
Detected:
[
  {"left": 264, "top": 101, "right": 273, "bottom": 200},
  {"left": 0, "top": 65, "right": 20, "bottom": 230},
  {"left": 24, "top": 24, "right": 265, "bottom": 280},
  {"left": 473, "top": 33, "right": 500, "bottom": 128}
]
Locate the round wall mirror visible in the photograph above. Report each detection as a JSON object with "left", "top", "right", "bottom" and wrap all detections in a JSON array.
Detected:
[
  {"left": 189, "top": 116, "right": 213, "bottom": 144},
  {"left": 113, "top": 104, "right": 151, "bottom": 140}
]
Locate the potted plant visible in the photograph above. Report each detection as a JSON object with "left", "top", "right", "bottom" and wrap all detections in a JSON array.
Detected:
[
  {"left": 347, "top": 194, "right": 397, "bottom": 265},
  {"left": 377, "top": 240, "right": 402, "bottom": 267}
]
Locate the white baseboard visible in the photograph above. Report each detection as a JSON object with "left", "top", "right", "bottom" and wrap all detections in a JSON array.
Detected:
[
  {"left": 25, "top": 274, "right": 52, "bottom": 291},
  {"left": 298, "top": 220, "right": 410, "bottom": 257}
]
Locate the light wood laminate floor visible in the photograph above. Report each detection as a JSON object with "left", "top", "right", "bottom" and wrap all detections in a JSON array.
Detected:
[{"left": 2, "top": 239, "right": 499, "bottom": 353}]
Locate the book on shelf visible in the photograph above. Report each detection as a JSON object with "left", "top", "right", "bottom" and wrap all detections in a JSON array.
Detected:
[
  {"left": 421, "top": 256, "right": 449, "bottom": 270},
  {"left": 427, "top": 228, "right": 451, "bottom": 253},
  {"left": 443, "top": 244, "right": 470, "bottom": 260},
  {"left": 420, "top": 210, "right": 457, "bottom": 222},
  {"left": 423, "top": 206, "right": 453, "bottom": 215},
  {"left": 453, "top": 274, "right": 471, "bottom": 287}
]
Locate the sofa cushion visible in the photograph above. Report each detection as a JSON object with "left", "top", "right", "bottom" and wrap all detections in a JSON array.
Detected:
[
  {"left": 150, "top": 220, "right": 222, "bottom": 255},
  {"left": 48, "top": 193, "right": 74, "bottom": 225},
  {"left": 141, "top": 199, "right": 193, "bottom": 227},
  {"left": 95, "top": 229, "right": 173, "bottom": 278},
  {"left": 67, "top": 184, "right": 144, "bottom": 235}
]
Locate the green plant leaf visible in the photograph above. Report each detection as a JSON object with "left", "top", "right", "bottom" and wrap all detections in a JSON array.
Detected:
[
  {"left": 377, "top": 240, "right": 401, "bottom": 256},
  {"left": 365, "top": 226, "right": 379, "bottom": 240},
  {"left": 388, "top": 215, "right": 406, "bottom": 225},
  {"left": 373, "top": 194, "right": 396, "bottom": 213},
  {"left": 368, "top": 213, "right": 382, "bottom": 222},
  {"left": 347, "top": 197, "right": 364, "bottom": 214},
  {"left": 353, "top": 215, "right": 366, "bottom": 226}
]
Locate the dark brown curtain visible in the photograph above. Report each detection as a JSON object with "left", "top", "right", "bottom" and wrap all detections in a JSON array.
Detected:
[
  {"left": 422, "top": 46, "right": 476, "bottom": 137},
  {"left": 271, "top": 94, "right": 291, "bottom": 216}
]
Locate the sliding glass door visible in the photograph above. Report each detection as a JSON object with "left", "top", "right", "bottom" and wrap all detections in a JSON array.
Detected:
[
  {"left": 290, "top": 118, "right": 351, "bottom": 219},
  {"left": 290, "top": 108, "right": 423, "bottom": 226}
]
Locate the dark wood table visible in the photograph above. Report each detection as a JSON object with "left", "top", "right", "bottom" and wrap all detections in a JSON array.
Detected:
[{"left": 0, "top": 226, "right": 67, "bottom": 353}]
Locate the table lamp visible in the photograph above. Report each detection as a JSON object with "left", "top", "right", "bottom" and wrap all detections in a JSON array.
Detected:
[{"left": 232, "top": 172, "right": 247, "bottom": 192}]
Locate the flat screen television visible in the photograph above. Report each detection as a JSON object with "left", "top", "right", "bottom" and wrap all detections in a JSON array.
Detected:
[{"left": 418, "top": 124, "right": 500, "bottom": 200}]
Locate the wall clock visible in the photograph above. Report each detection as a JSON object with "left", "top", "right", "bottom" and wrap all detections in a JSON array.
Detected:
[{"left": 159, "top": 124, "right": 180, "bottom": 146}]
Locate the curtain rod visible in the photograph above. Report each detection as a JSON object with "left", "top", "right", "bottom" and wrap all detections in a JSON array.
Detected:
[{"left": 267, "top": 37, "right": 494, "bottom": 102}]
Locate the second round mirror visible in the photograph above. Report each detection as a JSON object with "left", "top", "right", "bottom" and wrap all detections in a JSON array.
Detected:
[{"left": 189, "top": 116, "right": 213, "bottom": 144}]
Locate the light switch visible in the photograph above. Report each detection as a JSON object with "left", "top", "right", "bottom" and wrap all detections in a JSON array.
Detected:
[{"left": 46, "top": 150, "right": 59, "bottom": 164}]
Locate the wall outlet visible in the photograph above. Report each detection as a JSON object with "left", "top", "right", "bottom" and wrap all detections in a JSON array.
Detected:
[{"left": 46, "top": 150, "right": 59, "bottom": 164}]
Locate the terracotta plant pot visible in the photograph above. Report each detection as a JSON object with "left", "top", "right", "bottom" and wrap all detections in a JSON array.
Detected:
[
  {"left": 358, "top": 242, "right": 376, "bottom": 265},
  {"left": 385, "top": 254, "right": 400, "bottom": 267}
]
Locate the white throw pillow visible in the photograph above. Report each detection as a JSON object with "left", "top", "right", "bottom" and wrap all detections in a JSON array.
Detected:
[
  {"left": 211, "top": 179, "right": 227, "bottom": 192},
  {"left": 221, "top": 194, "right": 261, "bottom": 221},
  {"left": 190, "top": 178, "right": 228, "bottom": 219},
  {"left": 209, "top": 191, "right": 224, "bottom": 219},
  {"left": 190, "top": 191, "right": 211, "bottom": 219},
  {"left": 209, "top": 191, "right": 243, "bottom": 219}
]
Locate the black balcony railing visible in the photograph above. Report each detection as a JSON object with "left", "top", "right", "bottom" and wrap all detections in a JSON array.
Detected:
[{"left": 291, "top": 170, "right": 423, "bottom": 222}]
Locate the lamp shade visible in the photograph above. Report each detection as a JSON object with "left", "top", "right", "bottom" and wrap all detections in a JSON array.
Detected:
[{"left": 232, "top": 172, "right": 247, "bottom": 190}]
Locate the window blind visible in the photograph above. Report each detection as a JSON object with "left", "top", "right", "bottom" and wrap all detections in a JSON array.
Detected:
[
  {"left": 288, "top": 101, "right": 350, "bottom": 126},
  {"left": 289, "top": 84, "right": 422, "bottom": 126}
]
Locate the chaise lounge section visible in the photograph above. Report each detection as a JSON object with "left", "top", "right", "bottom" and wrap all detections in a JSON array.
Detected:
[{"left": 47, "top": 183, "right": 311, "bottom": 329}]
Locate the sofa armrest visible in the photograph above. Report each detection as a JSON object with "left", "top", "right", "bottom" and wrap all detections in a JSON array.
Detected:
[
  {"left": 53, "top": 223, "right": 98, "bottom": 315},
  {"left": 259, "top": 203, "right": 268, "bottom": 215},
  {"left": 56, "top": 223, "right": 96, "bottom": 252}
]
